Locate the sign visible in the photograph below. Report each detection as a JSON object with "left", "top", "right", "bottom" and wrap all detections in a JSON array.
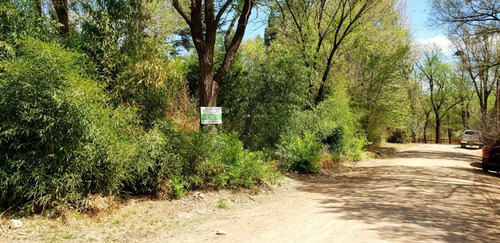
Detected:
[{"left": 200, "top": 107, "right": 222, "bottom": 125}]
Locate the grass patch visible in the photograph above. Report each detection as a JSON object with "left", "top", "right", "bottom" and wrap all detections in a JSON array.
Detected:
[{"left": 217, "top": 199, "right": 229, "bottom": 209}]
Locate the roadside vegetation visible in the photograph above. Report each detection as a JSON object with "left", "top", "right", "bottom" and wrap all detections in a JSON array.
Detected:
[{"left": 1, "top": 0, "right": 499, "bottom": 217}]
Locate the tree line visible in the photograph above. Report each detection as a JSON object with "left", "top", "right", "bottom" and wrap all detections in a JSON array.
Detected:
[{"left": 409, "top": 0, "right": 500, "bottom": 144}]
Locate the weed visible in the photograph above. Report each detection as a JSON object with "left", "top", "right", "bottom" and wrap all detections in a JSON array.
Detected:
[
  {"left": 62, "top": 233, "right": 74, "bottom": 239},
  {"left": 217, "top": 199, "right": 229, "bottom": 209}
]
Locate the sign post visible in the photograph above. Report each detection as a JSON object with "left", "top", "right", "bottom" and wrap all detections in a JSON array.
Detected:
[{"left": 200, "top": 107, "right": 222, "bottom": 125}]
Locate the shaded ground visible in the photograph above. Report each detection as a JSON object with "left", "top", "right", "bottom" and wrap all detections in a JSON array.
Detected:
[
  {"left": 2, "top": 144, "right": 499, "bottom": 242},
  {"left": 166, "top": 144, "right": 500, "bottom": 243}
]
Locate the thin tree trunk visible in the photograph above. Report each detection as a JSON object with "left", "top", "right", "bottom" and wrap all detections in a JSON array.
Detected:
[
  {"left": 435, "top": 113, "right": 441, "bottom": 144},
  {"left": 424, "top": 115, "right": 429, "bottom": 144},
  {"left": 52, "top": 0, "right": 70, "bottom": 36},
  {"left": 496, "top": 85, "right": 500, "bottom": 126}
]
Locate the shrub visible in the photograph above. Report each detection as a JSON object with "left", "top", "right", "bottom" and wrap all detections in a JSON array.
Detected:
[
  {"left": 0, "top": 38, "right": 95, "bottom": 211},
  {"left": 276, "top": 132, "right": 323, "bottom": 173},
  {"left": 284, "top": 86, "right": 367, "bottom": 163},
  {"left": 0, "top": 37, "right": 279, "bottom": 214},
  {"left": 217, "top": 47, "right": 312, "bottom": 150},
  {"left": 158, "top": 128, "right": 277, "bottom": 191},
  {"left": 0, "top": 37, "right": 162, "bottom": 212},
  {"left": 0, "top": 41, "right": 14, "bottom": 60}
]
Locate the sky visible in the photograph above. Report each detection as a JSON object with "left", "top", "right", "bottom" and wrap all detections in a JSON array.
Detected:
[
  {"left": 244, "top": 0, "right": 454, "bottom": 55},
  {"left": 406, "top": 0, "right": 454, "bottom": 55}
]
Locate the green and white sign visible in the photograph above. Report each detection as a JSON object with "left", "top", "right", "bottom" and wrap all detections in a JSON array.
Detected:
[{"left": 200, "top": 107, "right": 222, "bottom": 125}]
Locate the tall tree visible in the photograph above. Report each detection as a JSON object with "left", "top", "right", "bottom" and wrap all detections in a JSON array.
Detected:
[
  {"left": 432, "top": 0, "right": 500, "bottom": 124},
  {"left": 345, "top": 2, "right": 413, "bottom": 142},
  {"left": 417, "top": 47, "right": 461, "bottom": 143},
  {"left": 172, "top": 0, "right": 252, "bottom": 118},
  {"left": 453, "top": 66, "right": 474, "bottom": 128},
  {"left": 452, "top": 28, "right": 500, "bottom": 123},
  {"left": 268, "top": 0, "right": 377, "bottom": 107}
]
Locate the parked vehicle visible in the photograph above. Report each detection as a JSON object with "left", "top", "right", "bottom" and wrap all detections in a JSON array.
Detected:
[
  {"left": 460, "top": 130, "right": 483, "bottom": 148},
  {"left": 482, "top": 145, "right": 500, "bottom": 172}
]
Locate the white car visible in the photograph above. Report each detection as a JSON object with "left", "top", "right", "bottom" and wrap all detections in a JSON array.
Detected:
[{"left": 460, "top": 130, "right": 483, "bottom": 148}]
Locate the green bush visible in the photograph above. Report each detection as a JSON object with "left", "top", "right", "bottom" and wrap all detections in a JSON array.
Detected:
[
  {"left": 0, "top": 38, "right": 93, "bottom": 211},
  {"left": 0, "top": 37, "right": 279, "bottom": 213},
  {"left": 0, "top": 0, "right": 57, "bottom": 43},
  {"left": 0, "top": 41, "right": 14, "bottom": 60},
  {"left": 162, "top": 129, "right": 277, "bottom": 190},
  {"left": 166, "top": 123, "right": 275, "bottom": 194},
  {"left": 198, "top": 132, "right": 274, "bottom": 189},
  {"left": 284, "top": 85, "right": 367, "bottom": 163},
  {"left": 217, "top": 48, "right": 312, "bottom": 150},
  {"left": 276, "top": 132, "right": 323, "bottom": 173},
  {"left": 0, "top": 37, "right": 165, "bottom": 212}
]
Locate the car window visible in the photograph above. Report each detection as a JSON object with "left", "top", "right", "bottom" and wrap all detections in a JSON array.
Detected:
[{"left": 464, "top": 131, "right": 474, "bottom": 135}]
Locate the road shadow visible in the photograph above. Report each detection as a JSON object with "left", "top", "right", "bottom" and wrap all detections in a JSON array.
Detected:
[
  {"left": 295, "top": 160, "right": 500, "bottom": 242},
  {"left": 393, "top": 150, "right": 478, "bottom": 163},
  {"left": 459, "top": 146, "right": 482, "bottom": 151},
  {"left": 470, "top": 162, "right": 482, "bottom": 168}
]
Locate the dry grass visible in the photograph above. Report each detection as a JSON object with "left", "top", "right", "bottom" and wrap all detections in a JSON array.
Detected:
[
  {"left": 482, "top": 118, "right": 500, "bottom": 146},
  {"left": 164, "top": 88, "right": 199, "bottom": 131},
  {"left": 320, "top": 152, "right": 338, "bottom": 170},
  {"left": 79, "top": 195, "right": 118, "bottom": 217}
]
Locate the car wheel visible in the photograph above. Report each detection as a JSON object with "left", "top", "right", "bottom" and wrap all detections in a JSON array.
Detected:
[
  {"left": 461, "top": 143, "right": 466, "bottom": 148},
  {"left": 482, "top": 163, "right": 489, "bottom": 172}
]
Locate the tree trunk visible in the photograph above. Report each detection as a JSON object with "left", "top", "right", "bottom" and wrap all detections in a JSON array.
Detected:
[
  {"left": 172, "top": 0, "right": 252, "bottom": 131},
  {"left": 198, "top": 51, "right": 219, "bottom": 131},
  {"left": 423, "top": 119, "right": 429, "bottom": 144},
  {"left": 52, "top": 0, "right": 70, "bottom": 36},
  {"left": 198, "top": 50, "right": 218, "bottom": 107},
  {"left": 496, "top": 85, "right": 500, "bottom": 126},
  {"left": 435, "top": 112, "right": 441, "bottom": 144}
]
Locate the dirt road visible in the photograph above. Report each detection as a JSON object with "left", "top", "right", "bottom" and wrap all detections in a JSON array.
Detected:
[
  {"left": 167, "top": 144, "right": 500, "bottom": 243},
  {"left": 2, "top": 144, "right": 500, "bottom": 242}
]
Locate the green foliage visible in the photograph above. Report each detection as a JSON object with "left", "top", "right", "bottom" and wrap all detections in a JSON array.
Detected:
[
  {"left": 217, "top": 199, "right": 229, "bottom": 209},
  {"left": 220, "top": 40, "right": 312, "bottom": 150},
  {"left": 284, "top": 84, "right": 367, "bottom": 162},
  {"left": 0, "top": 38, "right": 111, "bottom": 210},
  {"left": 0, "top": 38, "right": 180, "bottom": 212},
  {"left": 387, "top": 129, "right": 410, "bottom": 143},
  {"left": 275, "top": 87, "right": 366, "bottom": 173},
  {"left": 163, "top": 129, "right": 276, "bottom": 190},
  {"left": 0, "top": 0, "right": 57, "bottom": 43},
  {"left": 276, "top": 132, "right": 322, "bottom": 173},
  {"left": 344, "top": 2, "right": 413, "bottom": 143},
  {"left": 0, "top": 40, "right": 14, "bottom": 59},
  {"left": 0, "top": 38, "right": 277, "bottom": 212},
  {"left": 73, "top": 0, "right": 185, "bottom": 127}
]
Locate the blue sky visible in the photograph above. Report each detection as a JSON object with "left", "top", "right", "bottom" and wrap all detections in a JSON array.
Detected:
[
  {"left": 406, "top": 0, "right": 453, "bottom": 55},
  {"left": 407, "top": 0, "right": 442, "bottom": 39}
]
